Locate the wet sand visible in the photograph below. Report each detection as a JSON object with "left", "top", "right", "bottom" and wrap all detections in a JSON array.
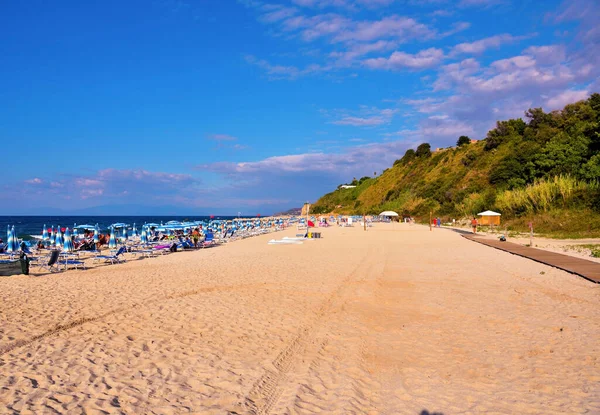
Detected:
[{"left": 0, "top": 223, "right": 598, "bottom": 414}]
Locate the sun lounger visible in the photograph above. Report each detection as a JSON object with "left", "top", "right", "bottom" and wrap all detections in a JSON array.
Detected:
[
  {"left": 94, "top": 246, "right": 127, "bottom": 264},
  {"left": 34, "top": 250, "right": 61, "bottom": 273}
]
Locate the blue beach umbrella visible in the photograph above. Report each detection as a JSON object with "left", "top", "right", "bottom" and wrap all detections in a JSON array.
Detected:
[
  {"left": 63, "top": 227, "right": 74, "bottom": 252},
  {"left": 6, "top": 225, "right": 10, "bottom": 245},
  {"left": 122, "top": 226, "right": 128, "bottom": 242},
  {"left": 42, "top": 224, "right": 49, "bottom": 241},
  {"left": 55, "top": 226, "right": 64, "bottom": 247},
  {"left": 109, "top": 227, "right": 117, "bottom": 249},
  {"left": 132, "top": 223, "right": 138, "bottom": 237},
  {"left": 6, "top": 226, "right": 17, "bottom": 253},
  {"left": 94, "top": 225, "right": 100, "bottom": 244},
  {"left": 73, "top": 223, "right": 78, "bottom": 237},
  {"left": 51, "top": 226, "right": 56, "bottom": 245},
  {"left": 141, "top": 227, "right": 148, "bottom": 244}
]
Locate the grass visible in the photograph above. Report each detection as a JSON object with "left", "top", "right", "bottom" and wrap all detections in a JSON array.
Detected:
[
  {"left": 502, "top": 209, "right": 600, "bottom": 239},
  {"left": 495, "top": 175, "right": 599, "bottom": 215},
  {"left": 563, "top": 244, "right": 600, "bottom": 258}
]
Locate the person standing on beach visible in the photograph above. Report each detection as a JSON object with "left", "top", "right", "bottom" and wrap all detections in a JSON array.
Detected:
[{"left": 471, "top": 217, "right": 478, "bottom": 233}]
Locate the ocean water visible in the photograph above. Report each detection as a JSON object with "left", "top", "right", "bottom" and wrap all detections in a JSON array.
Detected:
[{"left": 0, "top": 216, "right": 239, "bottom": 240}]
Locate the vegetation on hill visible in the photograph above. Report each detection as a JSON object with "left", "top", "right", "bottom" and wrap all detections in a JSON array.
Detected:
[{"left": 311, "top": 94, "right": 600, "bottom": 237}]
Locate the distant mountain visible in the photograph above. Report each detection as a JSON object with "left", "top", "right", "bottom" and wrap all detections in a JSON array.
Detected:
[{"left": 275, "top": 207, "right": 302, "bottom": 216}]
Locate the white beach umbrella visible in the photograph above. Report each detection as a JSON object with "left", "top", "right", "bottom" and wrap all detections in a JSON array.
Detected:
[{"left": 379, "top": 211, "right": 399, "bottom": 217}]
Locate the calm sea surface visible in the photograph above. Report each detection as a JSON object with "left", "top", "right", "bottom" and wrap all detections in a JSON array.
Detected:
[{"left": 0, "top": 216, "right": 239, "bottom": 240}]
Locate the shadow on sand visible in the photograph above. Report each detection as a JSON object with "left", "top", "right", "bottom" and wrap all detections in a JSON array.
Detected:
[{"left": 420, "top": 410, "right": 444, "bottom": 415}]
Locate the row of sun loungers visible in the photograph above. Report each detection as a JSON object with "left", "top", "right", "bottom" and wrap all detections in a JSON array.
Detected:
[{"left": 20, "top": 226, "right": 286, "bottom": 275}]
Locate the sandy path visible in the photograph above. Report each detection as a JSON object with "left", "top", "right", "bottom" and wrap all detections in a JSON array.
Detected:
[{"left": 0, "top": 224, "right": 598, "bottom": 414}]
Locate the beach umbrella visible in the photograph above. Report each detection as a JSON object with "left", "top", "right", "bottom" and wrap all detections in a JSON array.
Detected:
[
  {"left": 63, "top": 227, "right": 74, "bottom": 252},
  {"left": 73, "top": 223, "right": 78, "bottom": 237},
  {"left": 122, "top": 226, "right": 128, "bottom": 242},
  {"left": 379, "top": 211, "right": 399, "bottom": 217},
  {"left": 6, "top": 225, "right": 10, "bottom": 245},
  {"left": 42, "top": 224, "right": 49, "bottom": 241},
  {"left": 132, "top": 223, "right": 138, "bottom": 237},
  {"left": 93, "top": 225, "right": 99, "bottom": 244},
  {"left": 6, "top": 226, "right": 17, "bottom": 253},
  {"left": 50, "top": 226, "right": 56, "bottom": 245},
  {"left": 55, "top": 226, "right": 64, "bottom": 247},
  {"left": 141, "top": 227, "right": 148, "bottom": 244},
  {"left": 109, "top": 227, "right": 117, "bottom": 249}
]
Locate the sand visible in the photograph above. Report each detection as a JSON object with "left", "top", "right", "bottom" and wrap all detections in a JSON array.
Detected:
[{"left": 0, "top": 223, "right": 598, "bottom": 414}]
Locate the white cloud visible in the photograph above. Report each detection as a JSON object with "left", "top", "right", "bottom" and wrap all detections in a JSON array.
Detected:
[
  {"left": 451, "top": 34, "right": 526, "bottom": 56},
  {"left": 545, "top": 89, "right": 589, "bottom": 110},
  {"left": 363, "top": 47, "right": 444, "bottom": 70}
]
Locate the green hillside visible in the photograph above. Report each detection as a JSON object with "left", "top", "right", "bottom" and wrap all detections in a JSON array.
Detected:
[{"left": 311, "top": 94, "right": 600, "bottom": 237}]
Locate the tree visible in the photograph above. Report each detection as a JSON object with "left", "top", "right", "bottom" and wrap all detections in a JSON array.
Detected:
[
  {"left": 415, "top": 143, "right": 431, "bottom": 158},
  {"left": 457, "top": 135, "right": 471, "bottom": 146},
  {"left": 400, "top": 148, "right": 416, "bottom": 164}
]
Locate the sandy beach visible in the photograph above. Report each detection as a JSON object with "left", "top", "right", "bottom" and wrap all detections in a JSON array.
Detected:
[{"left": 1, "top": 223, "right": 598, "bottom": 414}]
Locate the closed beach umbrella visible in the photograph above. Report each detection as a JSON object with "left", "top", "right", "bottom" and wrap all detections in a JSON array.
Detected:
[
  {"left": 109, "top": 227, "right": 117, "bottom": 249},
  {"left": 50, "top": 226, "right": 56, "bottom": 245},
  {"left": 6, "top": 225, "right": 10, "bottom": 246},
  {"left": 73, "top": 223, "right": 78, "bottom": 237},
  {"left": 122, "top": 226, "right": 128, "bottom": 242},
  {"left": 93, "top": 225, "right": 99, "bottom": 244},
  {"left": 6, "top": 226, "right": 17, "bottom": 253},
  {"left": 63, "top": 227, "right": 74, "bottom": 252},
  {"left": 42, "top": 224, "right": 48, "bottom": 241},
  {"left": 55, "top": 226, "right": 63, "bottom": 247},
  {"left": 141, "top": 226, "right": 148, "bottom": 244},
  {"left": 132, "top": 223, "right": 137, "bottom": 237}
]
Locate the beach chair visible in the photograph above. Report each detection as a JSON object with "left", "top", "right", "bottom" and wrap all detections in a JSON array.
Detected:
[
  {"left": 63, "top": 257, "right": 86, "bottom": 270},
  {"left": 94, "top": 246, "right": 127, "bottom": 264},
  {"left": 201, "top": 233, "right": 218, "bottom": 248},
  {"left": 35, "top": 250, "right": 61, "bottom": 273}
]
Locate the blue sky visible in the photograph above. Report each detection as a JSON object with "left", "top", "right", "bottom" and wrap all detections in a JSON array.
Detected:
[{"left": 1, "top": 0, "right": 598, "bottom": 215}]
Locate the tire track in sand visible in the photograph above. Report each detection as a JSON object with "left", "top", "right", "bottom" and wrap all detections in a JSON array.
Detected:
[{"left": 243, "top": 247, "right": 377, "bottom": 415}]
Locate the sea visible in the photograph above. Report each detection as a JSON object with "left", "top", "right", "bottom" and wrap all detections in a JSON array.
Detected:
[{"left": 1, "top": 216, "right": 239, "bottom": 241}]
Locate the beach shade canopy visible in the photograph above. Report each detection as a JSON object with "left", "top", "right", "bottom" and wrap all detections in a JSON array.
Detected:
[
  {"left": 109, "top": 227, "right": 117, "bottom": 249},
  {"left": 63, "top": 228, "right": 74, "bottom": 252},
  {"left": 477, "top": 210, "right": 501, "bottom": 216},
  {"left": 75, "top": 224, "right": 96, "bottom": 229},
  {"left": 111, "top": 223, "right": 130, "bottom": 229},
  {"left": 379, "top": 211, "right": 399, "bottom": 217}
]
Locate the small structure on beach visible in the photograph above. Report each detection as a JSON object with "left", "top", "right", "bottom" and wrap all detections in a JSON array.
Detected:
[{"left": 477, "top": 210, "right": 501, "bottom": 225}]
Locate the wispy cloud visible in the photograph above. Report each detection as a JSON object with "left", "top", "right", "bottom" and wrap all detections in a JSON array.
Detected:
[
  {"left": 363, "top": 47, "right": 444, "bottom": 70},
  {"left": 325, "top": 106, "right": 398, "bottom": 126},
  {"left": 451, "top": 34, "right": 530, "bottom": 56},
  {"left": 209, "top": 134, "right": 238, "bottom": 141}
]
